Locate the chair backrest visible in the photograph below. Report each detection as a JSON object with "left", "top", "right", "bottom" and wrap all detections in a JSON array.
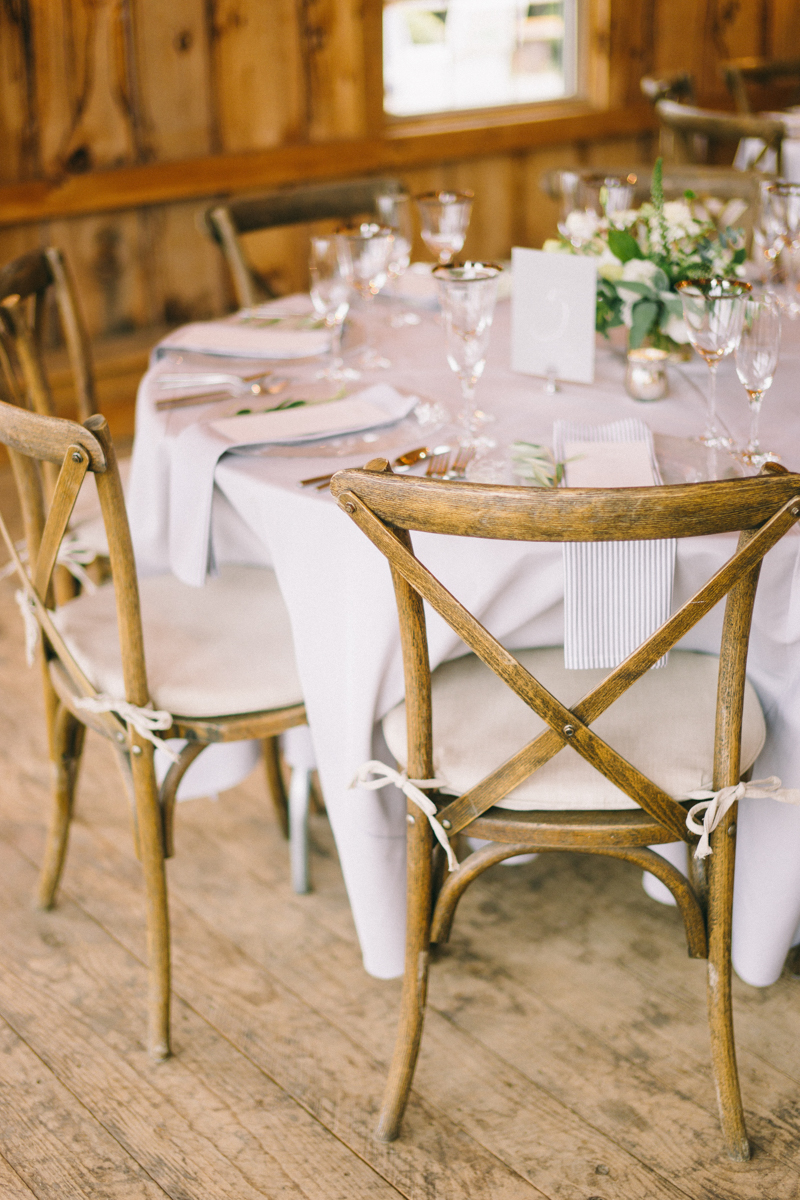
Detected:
[
  {"left": 204, "top": 176, "right": 405, "bottom": 308},
  {"left": 640, "top": 72, "right": 695, "bottom": 105},
  {"left": 655, "top": 100, "right": 785, "bottom": 168},
  {"left": 0, "top": 249, "right": 97, "bottom": 424},
  {"left": 0, "top": 392, "right": 151, "bottom": 743},
  {"left": 331, "top": 462, "right": 800, "bottom": 845},
  {"left": 722, "top": 56, "right": 800, "bottom": 113}
]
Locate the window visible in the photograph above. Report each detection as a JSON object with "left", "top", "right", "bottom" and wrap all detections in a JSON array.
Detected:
[{"left": 382, "top": 1, "right": 577, "bottom": 119}]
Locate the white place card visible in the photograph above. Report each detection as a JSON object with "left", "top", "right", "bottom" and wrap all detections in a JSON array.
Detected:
[{"left": 511, "top": 247, "right": 597, "bottom": 384}]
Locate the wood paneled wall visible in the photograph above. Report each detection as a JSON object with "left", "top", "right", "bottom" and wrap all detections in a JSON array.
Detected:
[{"left": 0, "top": 0, "right": 795, "bottom": 347}]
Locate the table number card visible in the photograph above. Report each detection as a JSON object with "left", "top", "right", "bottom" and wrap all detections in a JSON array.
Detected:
[{"left": 511, "top": 247, "right": 597, "bottom": 384}]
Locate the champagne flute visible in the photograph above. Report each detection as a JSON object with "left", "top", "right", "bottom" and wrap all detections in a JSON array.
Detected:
[
  {"left": 335, "top": 223, "right": 395, "bottom": 370},
  {"left": 676, "top": 277, "right": 752, "bottom": 447},
  {"left": 416, "top": 191, "right": 473, "bottom": 265},
  {"left": 309, "top": 236, "right": 354, "bottom": 380},
  {"left": 433, "top": 262, "right": 502, "bottom": 442},
  {"left": 735, "top": 292, "right": 781, "bottom": 467}
]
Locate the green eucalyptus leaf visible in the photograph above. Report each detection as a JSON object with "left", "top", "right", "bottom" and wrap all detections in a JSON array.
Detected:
[
  {"left": 608, "top": 228, "right": 643, "bottom": 263},
  {"left": 629, "top": 299, "right": 659, "bottom": 349}
]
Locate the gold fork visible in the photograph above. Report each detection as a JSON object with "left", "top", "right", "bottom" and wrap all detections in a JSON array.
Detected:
[
  {"left": 426, "top": 450, "right": 451, "bottom": 478},
  {"left": 446, "top": 444, "right": 476, "bottom": 479}
]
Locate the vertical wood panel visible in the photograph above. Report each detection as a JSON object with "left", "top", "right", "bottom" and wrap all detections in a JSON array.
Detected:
[
  {"left": 131, "top": 0, "right": 215, "bottom": 160},
  {"left": 302, "top": 0, "right": 368, "bottom": 141},
  {"left": 0, "top": 0, "right": 39, "bottom": 181},
  {"left": 209, "top": 0, "right": 306, "bottom": 152}
]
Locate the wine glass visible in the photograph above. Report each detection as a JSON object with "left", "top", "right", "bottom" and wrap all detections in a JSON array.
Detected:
[
  {"left": 735, "top": 292, "right": 782, "bottom": 467},
  {"left": 558, "top": 173, "right": 635, "bottom": 248},
  {"left": 416, "top": 191, "right": 473, "bottom": 265},
  {"left": 432, "top": 262, "right": 502, "bottom": 442},
  {"left": 309, "top": 236, "right": 354, "bottom": 380},
  {"left": 375, "top": 191, "right": 420, "bottom": 328},
  {"left": 760, "top": 183, "right": 800, "bottom": 317},
  {"left": 676, "top": 278, "right": 752, "bottom": 447},
  {"left": 335, "top": 223, "right": 395, "bottom": 370}
]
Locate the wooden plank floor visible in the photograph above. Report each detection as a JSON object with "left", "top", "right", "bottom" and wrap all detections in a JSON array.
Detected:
[{"left": 1, "top": 501, "right": 800, "bottom": 1197}]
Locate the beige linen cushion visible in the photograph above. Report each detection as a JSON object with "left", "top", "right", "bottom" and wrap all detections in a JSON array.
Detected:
[
  {"left": 382, "top": 648, "right": 766, "bottom": 811},
  {"left": 53, "top": 564, "right": 303, "bottom": 718}
]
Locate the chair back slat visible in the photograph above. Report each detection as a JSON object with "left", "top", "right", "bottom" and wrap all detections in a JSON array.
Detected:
[
  {"left": 332, "top": 469, "right": 800, "bottom": 542},
  {"left": 334, "top": 466, "right": 800, "bottom": 843},
  {"left": 0, "top": 397, "right": 105, "bottom": 472},
  {"left": 33, "top": 448, "right": 90, "bottom": 601}
]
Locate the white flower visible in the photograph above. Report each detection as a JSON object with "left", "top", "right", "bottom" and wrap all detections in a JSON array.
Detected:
[
  {"left": 597, "top": 245, "right": 623, "bottom": 281},
  {"left": 542, "top": 237, "right": 570, "bottom": 254},
  {"left": 663, "top": 201, "right": 697, "bottom": 235},
  {"left": 620, "top": 258, "right": 660, "bottom": 285},
  {"left": 662, "top": 313, "right": 690, "bottom": 344},
  {"left": 563, "top": 209, "right": 600, "bottom": 244}
]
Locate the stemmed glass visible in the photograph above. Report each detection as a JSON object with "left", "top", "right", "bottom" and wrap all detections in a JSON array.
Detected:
[
  {"left": 735, "top": 292, "right": 782, "bottom": 467},
  {"left": 558, "top": 173, "right": 635, "bottom": 248},
  {"left": 677, "top": 278, "right": 752, "bottom": 447},
  {"left": 335, "top": 223, "right": 395, "bottom": 370},
  {"left": 432, "top": 262, "right": 502, "bottom": 443},
  {"left": 309, "top": 236, "right": 354, "bottom": 380},
  {"left": 416, "top": 191, "right": 473, "bottom": 264},
  {"left": 375, "top": 191, "right": 420, "bottom": 327},
  {"left": 759, "top": 183, "right": 800, "bottom": 317}
]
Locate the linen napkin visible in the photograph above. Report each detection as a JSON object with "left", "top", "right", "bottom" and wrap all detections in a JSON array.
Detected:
[
  {"left": 553, "top": 418, "right": 676, "bottom": 670},
  {"left": 157, "top": 317, "right": 330, "bottom": 360},
  {"left": 167, "top": 384, "right": 419, "bottom": 587}
]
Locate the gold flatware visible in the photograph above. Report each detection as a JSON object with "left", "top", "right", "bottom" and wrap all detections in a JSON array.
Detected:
[
  {"left": 426, "top": 449, "right": 451, "bottom": 478},
  {"left": 446, "top": 444, "right": 476, "bottom": 479},
  {"left": 155, "top": 378, "right": 289, "bottom": 411},
  {"left": 301, "top": 445, "right": 437, "bottom": 491}
]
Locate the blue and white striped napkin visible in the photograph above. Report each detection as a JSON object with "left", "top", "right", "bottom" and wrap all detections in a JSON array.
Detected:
[{"left": 553, "top": 418, "right": 676, "bottom": 670}]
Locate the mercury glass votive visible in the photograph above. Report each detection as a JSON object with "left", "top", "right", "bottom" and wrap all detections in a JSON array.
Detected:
[{"left": 625, "top": 347, "right": 669, "bottom": 401}]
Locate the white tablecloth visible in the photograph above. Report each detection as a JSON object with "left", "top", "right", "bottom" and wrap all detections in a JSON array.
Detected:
[{"left": 127, "top": 299, "right": 800, "bottom": 985}]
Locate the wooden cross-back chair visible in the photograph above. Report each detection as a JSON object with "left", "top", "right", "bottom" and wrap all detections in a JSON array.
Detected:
[
  {"left": 655, "top": 99, "right": 785, "bottom": 171},
  {"left": 204, "top": 175, "right": 404, "bottom": 308},
  {"left": 0, "top": 248, "right": 309, "bottom": 896},
  {"left": 0, "top": 395, "right": 309, "bottom": 1060},
  {"left": 331, "top": 458, "right": 800, "bottom": 1160},
  {"left": 722, "top": 56, "right": 800, "bottom": 114}
]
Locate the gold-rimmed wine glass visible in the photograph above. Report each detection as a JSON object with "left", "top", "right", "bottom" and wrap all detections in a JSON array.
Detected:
[
  {"left": 432, "top": 261, "right": 502, "bottom": 443},
  {"left": 735, "top": 291, "right": 782, "bottom": 468},
  {"left": 415, "top": 191, "right": 473, "bottom": 265},
  {"left": 676, "top": 277, "right": 752, "bottom": 448}
]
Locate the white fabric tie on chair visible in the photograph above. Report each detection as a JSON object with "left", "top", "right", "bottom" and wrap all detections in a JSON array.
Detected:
[
  {"left": 75, "top": 694, "right": 179, "bottom": 762},
  {"left": 2, "top": 535, "right": 97, "bottom": 591},
  {"left": 685, "top": 777, "right": 800, "bottom": 858},
  {"left": 15, "top": 588, "right": 40, "bottom": 667},
  {"left": 352, "top": 760, "right": 459, "bottom": 871}
]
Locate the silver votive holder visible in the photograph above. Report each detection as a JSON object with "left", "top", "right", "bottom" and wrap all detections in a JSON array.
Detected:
[{"left": 625, "top": 347, "right": 669, "bottom": 401}]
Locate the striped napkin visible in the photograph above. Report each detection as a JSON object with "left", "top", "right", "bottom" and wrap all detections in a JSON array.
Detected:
[{"left": 553, "top": 418, "right": 676, "bottom": 670}]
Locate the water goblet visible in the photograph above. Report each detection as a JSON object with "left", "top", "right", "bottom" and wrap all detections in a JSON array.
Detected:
[
  {"left": 676, "top": 277, "right": 752, "bottom": 448},
  {"left": 335, "top": 223, "right": 395, "bottom": 370},
  {"left": 309, "top": 235, "right": 353, "bottom": 380},
  {"left": 375, "top": 191, "right": 420, "bottom": 327},
  {"left": 760, "top": 183, "right": 800, "bottom": 317},
  {"left": 416, "top": 191, "right": 474, "bottom": 265},
  {"left": 432, "top": 262, "right": 502, "bottom": 442},
  {"left": 735, "top": 292, "right": 781, "bottom": 468}
]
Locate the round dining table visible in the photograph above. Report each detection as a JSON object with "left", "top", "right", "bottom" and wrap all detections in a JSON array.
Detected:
[{"left": 126, "top": 291, "right": 800, "bottom": 987}]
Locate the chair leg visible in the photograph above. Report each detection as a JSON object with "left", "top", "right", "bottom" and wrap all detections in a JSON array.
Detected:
[
  {"left": 129, "top": 742, "right": 171, "bottom": 1061},
  {"left": 377, "top": 807, "right": 433, "bottom": 1142},
  {"left": 38, "top": 706, "right": 86, "bottom": 910},
  {"left": 705, "top": 806, "right": 750, "bottom": 1161},
  {"left": 263, "top": 736, "right": 289, "bottom": 839},
  {"left": 288, "top": 765, "right": 311, "bottom": 894}
]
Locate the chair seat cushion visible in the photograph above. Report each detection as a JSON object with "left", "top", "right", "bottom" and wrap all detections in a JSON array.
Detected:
[
  {"left": 53, "top": 565, "right": 303, "bottom": 718},
  {"left": 381, "top": 648, "right": 766, "bottom": 811}
]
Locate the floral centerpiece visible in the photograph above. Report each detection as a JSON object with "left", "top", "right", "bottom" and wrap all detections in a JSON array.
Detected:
[{"left": 543, "top": 159, "right": 748, "bottom": 355}]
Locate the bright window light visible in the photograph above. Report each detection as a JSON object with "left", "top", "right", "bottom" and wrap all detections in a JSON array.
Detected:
[{"left": 383, "top": 0, "right": 577, "bottom": 119}]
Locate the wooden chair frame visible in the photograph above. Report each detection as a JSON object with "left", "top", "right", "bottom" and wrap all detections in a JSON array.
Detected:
[
  {"left": 0, "top": 395, "right": 306, "bottom": 1059},
  {"left": 655, "top": 99, "right": 785, "bottom": 171},
  {"left": 204, "top": 175, "right": 404, "bottom": 308},
  {"left": 0, "top": 248, "right": 96, "bottom": 424},
  {"left": 331, "top": 459, "right": 800, "bottom": 1160}
]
